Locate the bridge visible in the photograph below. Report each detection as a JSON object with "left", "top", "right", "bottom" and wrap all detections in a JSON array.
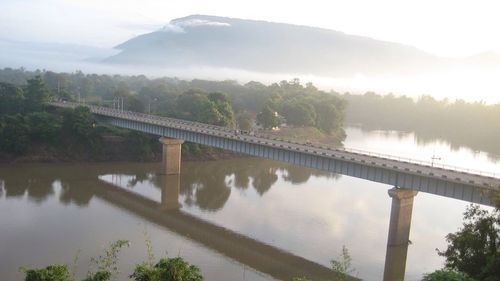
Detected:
[{"left": 49, "top": 101, "right": 499, "bottom": 281}]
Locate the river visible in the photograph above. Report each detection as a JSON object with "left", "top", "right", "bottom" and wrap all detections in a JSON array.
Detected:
[{"left": 0, "top": 127, "right": 498, "bottom": 281}]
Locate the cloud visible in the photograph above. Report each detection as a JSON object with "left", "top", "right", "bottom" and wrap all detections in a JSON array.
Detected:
[{"left": 160, "top": 18, "right": 231, "bottom": 33}]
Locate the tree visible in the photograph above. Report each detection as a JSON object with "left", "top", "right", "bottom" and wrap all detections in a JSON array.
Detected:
[
  {"left": 0, "top": 82, "right": 24, "bottom": 115},
  {"left": 24, "top": 76, "right": 50, "bottom": 112},
  {"left": 314, "top": 102, "right": 340, "bottom": 134},
  {"left": 26, "top": 112, "right": 62, "bottom": 144},
  {"left": 127, "top": 95, "right": 146, "bottom": 113},
  {"left": 21, "top": 264, "right": 71, "bottom": 281},
  {"left": 236, "top": 111, "right": 254, "bottom": 131},
  {"left": 60, "top": 107, "right": 101, "bottom": 153},
  {"left": 131, "top": 257, "right": 203, "bottom": 281},
  {"left": 257, "top": 105, "right": 279, "bottom": 129},
  {"left": 280, "top": 99, "right": 316, "bottom": 127},
  {"left": 421, "top": 270, "right": 476, "bottom": 281},
  {"left": 208, "top": 92, "right": 234, "bottom": 127},
  {"left": 0, "top": 114, "right": 30, "bottom": 154},
  {"left": 176, "top": 90, "right": 234, "bottom": 127},
  {"left": 438, "top": 205, "right": 499, "bottom": 281}
]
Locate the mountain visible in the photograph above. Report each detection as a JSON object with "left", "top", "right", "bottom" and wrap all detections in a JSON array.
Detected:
[{"left": 105, "top": 15, "right": 442, "bottom": 76}]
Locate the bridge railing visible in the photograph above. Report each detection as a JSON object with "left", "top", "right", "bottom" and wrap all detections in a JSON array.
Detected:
[
  {"left": 250, "top": 130, "right": 499, "bottom": 179},
  {"left": 49, "top": 101, "right": 500, "bottom": 180}
]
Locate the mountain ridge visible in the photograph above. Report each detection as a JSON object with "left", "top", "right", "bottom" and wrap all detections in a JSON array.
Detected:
[{"left": 105, "top": 14, "right": 442, "bottom": 76}]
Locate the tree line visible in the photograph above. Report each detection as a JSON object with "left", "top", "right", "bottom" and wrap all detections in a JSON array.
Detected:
[
  {"left": 0, "top": 77, "right": 159, "bottom": 160},
  {"left": 0, "top": 68, "right": 347, "bottom": 140},
  {"left": 344, "top": 92, "right": 500, "bottom": 156}
]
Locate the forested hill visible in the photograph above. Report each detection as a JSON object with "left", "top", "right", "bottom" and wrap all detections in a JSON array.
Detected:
[{"left": 105, "top": 14, "right": 439, "bottom": 76}]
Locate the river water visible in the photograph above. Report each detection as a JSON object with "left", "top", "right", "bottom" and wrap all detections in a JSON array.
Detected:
[{"left": 0, "top": 127, "right": 498, "bottom": 281}]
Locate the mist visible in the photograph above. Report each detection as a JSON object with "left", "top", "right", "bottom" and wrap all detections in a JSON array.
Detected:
[{"left": 1, "top": 43, "right": 499, "bottom": 104}]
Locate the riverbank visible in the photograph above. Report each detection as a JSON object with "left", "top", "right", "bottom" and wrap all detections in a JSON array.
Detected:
[{"left": 0, "top": 141, "right": 244, "bottom": 164}]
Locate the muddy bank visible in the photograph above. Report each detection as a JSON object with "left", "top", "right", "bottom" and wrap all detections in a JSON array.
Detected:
[{"left": 0, "top": 142, "right": 244, "bottom": 164}]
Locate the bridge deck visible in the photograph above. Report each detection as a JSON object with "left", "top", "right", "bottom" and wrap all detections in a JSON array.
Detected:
[{"left": 49, "top": 102, "right": 499, "bottom": 205}]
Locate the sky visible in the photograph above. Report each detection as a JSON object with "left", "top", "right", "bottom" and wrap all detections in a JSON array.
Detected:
[{"left": 1, "top": 0, "right": 500, "bottom": 57}]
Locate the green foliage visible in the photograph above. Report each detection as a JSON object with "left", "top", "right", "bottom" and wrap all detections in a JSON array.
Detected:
[
  {"left": 438, "top": 205, "right": 499, "bottom": 281},
  {"left": 24, "top": 76, "right": 50, "bottom": 112},
  {"left": 127, "top": 95, "right": 146, "bottom": 113},
  {"left": 127, "top": 131, "right": 154, "bottom": 160},
  {"left": 236, "top": 111, "right": 254, "bottom": 131},
  {"left": 81, "top": 271, "right": 112, "bottom": 281},
  {"left": 289, "top": 277, "right": 312, "bottom": 281},
  {"left": 60, "top": 106, "right": 102, "bottom": 153},
  {"left": 314, "top": 103, "right": 341, "bottom": 134},
  {"left": 0, "top": 114, "right": 30, "bottom": 154},
  {"left": 131, "top": 258, "right": 203, "bottom": 281},
  {"left": 175, "top": 90, "right": 234, "bottom": 127},
  {"left": 20, "top": 240, "right": 130, "bottom": 281},
  {"left": 86, "top": 240, "right": 130, "bottom": 281},
  {"left": 131, "top": 233, "right": 203, "bottom": 281},
  {"left": 281, "top": 99, "right": 316, "bottom": 126},
  {"left": 208, "top": 92, "right": 234, "bottom": 127},
  {"left": 331, "top": 245, "right": 356, "bottom": 281},
  {"left": 21, "top": 265, "right": 72, "bottom": 281},
  {"left": 421, "top": 270, "right": 477, "bottom": 281},
  {"left": 26, "top": 112, "right": 62, "bottom": 144},
  {"left": 0, "top": 82, "right": 24, "bottom": 114},
  {"left": 0, "top": 69, "right": 348, "bottom": 159},
  {"left": 257, "top": 105, "right": 279, "bottom": 129}
]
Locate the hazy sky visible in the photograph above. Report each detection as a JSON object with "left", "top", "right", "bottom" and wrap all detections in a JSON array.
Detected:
[{"left": 1, "top": 0, "right": 499, "bottom": 57}]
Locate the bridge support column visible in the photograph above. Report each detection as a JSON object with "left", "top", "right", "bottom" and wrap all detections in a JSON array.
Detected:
[
  {"left": 160, "top": 174, "right": 181, "bottom": 210},
  {"left": 159, "top": 137, "right": 184, "bottom": 175},
  {"left": 383, "top": 187, "right": 418, "bottom": 281}
]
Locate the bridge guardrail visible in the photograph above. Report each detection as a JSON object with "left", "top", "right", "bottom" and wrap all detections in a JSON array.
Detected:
[{"left": 49, "top": 101, "right": 500, "bottom": 180}]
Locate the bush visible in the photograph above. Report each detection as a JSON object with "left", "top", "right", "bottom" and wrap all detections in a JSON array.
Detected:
[
  {"left": 21, "top": 265, "right": 71, "bottom": 281},
  {"left": 421, "top": 269, "right": 476, "bottom": 281},
  {"left": 131, "top": 257, "right": 203, "bottom": 281},
  {"left": 438, "top": 205, "right": 499, "bottom": 280}
]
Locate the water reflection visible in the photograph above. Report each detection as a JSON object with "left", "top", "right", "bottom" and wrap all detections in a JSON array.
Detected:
[
  {"left": 0, "top": 165, "right": 96, "bottom": 205},
  {"left": 344, "top": 127, "right": 500, "bottom": 175},
  {"left": 179, "top": 161, "right": 336, "bottom": 211},
  {"left": 349, "top": 126, "right": 500, "bottom": 162},
  {"left": 0, "top": 162, "right": 346, "bottom": 281},
  {"left": 1, "top": 159, "right": 489, "bottom": 281}
]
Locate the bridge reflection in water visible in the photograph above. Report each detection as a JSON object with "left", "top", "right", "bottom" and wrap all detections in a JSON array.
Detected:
[
  {"left": 4, "top": 159, "right": 489, "bottom": 281},
  {"left": 97, "top": 173, "right": 356, "bottom": 281},
  {"left": 99, "top": 165, "right": 418, "bottom": 281}
]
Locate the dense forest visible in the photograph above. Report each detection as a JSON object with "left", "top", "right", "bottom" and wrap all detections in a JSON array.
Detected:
[
  {"left": 1, "top": 67, "right": 499, "bottom": 161},
  {"left": 344, "top": 93, "right": 500, "bottom": 156},
  {"left": 0, "top": 68, "right": 347, "bottom": 162},
  {"left": 0, "top": 76, "right": 163, "bottom": 162}
]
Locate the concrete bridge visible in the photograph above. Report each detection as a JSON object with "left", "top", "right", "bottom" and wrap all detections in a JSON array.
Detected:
[{"left": 49, "top": 101, "right": 499, "bottom": 281}]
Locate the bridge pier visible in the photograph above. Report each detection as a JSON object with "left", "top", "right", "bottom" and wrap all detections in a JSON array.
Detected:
[
  {"left": 159, "top": 137, "right": 184, "bottom": 175},
  {"left": 160, "top": 174, "right": 181, "bottom": 210},
  {"left": 383, "top": 187, "right": 418, "bottom": 281}
]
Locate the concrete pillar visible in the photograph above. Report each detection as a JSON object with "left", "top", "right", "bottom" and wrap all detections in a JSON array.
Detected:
[
  {"left": 159, "top": 137, "right": 184, "bottom": 175},
  {"left": 383, "top": 187, "right": 418, "bottom": 281},
  {"left": 160, "top": 174, "right": 181, "bottom": 210}
]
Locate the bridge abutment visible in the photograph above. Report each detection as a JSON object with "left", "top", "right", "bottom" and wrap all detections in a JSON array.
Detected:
[
  {"left": 383, "top": 187, "right": 418, "bottom": 281},
  {"left": 159, "top": 137, "right": 184, "bottom": 175}
]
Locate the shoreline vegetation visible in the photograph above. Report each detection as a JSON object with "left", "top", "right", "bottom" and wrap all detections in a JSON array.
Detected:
[
  {"left": 0, "top": 69, "right": 346, "bottom": 163},
  {"left": 1, "top": 67, "right": 499, "bottom": 163}
]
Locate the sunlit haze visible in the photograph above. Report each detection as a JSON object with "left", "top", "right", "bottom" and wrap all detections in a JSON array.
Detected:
[
  {"left": 1, "top": 0, "right": 500, "bottom": 102},
  {"left": 2, "top": 0, "right": 500, "bottom": 56}
]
